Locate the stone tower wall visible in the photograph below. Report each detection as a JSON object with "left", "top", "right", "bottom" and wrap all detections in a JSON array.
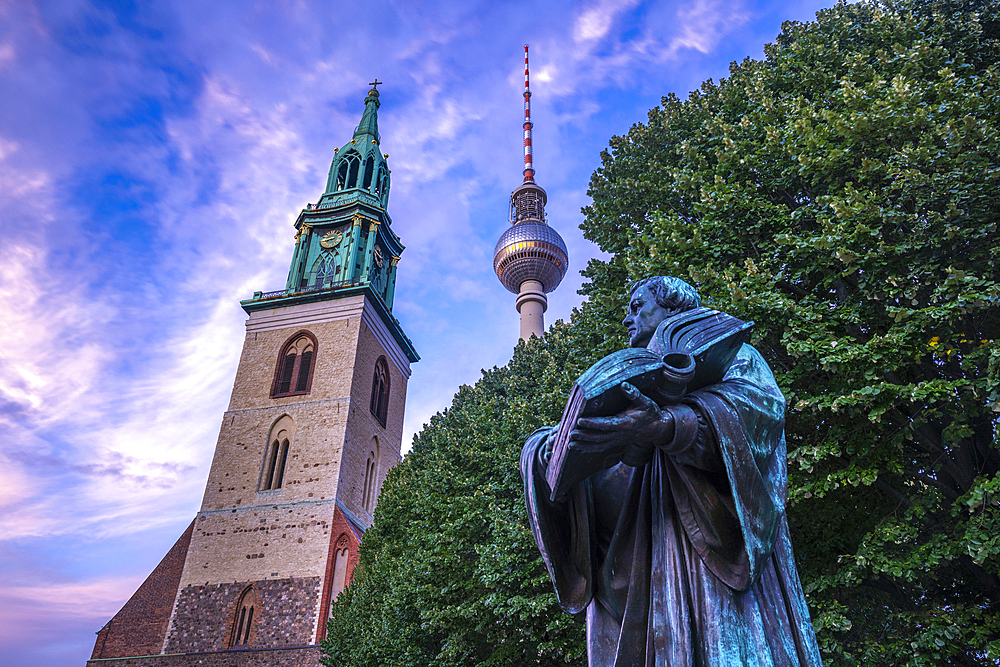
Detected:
[{"left": 156, "top": 294, "right": 410, "bottom": 657}]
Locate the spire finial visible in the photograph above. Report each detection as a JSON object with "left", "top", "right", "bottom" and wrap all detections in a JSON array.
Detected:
[
  {"left": 369, "top": 78, "right": 383, "bottom": 90},
  {"left": 523, "top": 45, "right": 534, "bottom": 183}
]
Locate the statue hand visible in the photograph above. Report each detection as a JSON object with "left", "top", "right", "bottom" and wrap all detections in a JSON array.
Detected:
[
  {"left": 570, "top": 382, "right": 675, "bottom": 453},
  {"left": 542, "top": 430, "right": 555, "bottom": 464}
]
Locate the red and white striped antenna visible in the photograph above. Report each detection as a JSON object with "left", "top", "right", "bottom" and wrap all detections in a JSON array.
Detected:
[{"left": 523, "top": 44, "right": 534, "bottom": 183}]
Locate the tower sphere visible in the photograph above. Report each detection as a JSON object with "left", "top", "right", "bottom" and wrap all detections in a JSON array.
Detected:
[{"left": 493, "top": 219, "right": 569, "bottom": 294}]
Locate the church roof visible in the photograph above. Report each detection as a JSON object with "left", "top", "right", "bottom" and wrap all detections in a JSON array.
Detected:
[{"left": 336, "top": 500, "right": 368, "bottom": 539}]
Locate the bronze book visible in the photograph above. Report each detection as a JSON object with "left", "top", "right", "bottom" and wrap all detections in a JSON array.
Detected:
[{"left": 545, "top": 307, "right": 753, "bottom": 502}]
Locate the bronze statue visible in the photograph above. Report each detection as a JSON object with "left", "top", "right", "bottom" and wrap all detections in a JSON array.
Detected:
[{"left": 521, "top": 276, "right": 823, "bottom": 666}]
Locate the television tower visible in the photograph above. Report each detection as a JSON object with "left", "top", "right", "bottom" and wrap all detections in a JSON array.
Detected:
[{"left": 493, "top": 45, "right": 569, "bottom": 341}]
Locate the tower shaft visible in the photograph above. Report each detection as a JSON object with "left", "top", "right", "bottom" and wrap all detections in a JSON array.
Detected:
[{"left": 516, "top": 280, "right": 546, "bottom": 339}]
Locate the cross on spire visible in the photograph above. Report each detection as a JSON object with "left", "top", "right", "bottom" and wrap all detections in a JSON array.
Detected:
[{"left": 369, "top": 79, "right": 383, "bottom": 90}]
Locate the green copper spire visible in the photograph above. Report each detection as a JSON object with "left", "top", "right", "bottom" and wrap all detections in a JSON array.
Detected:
[
  {"left": 242, "top": 82, "right": 417, "bottom": 364},
  {"left": 319, "top": 82, "right": 390, "bottom": 209},
  {"left": 353, "top": 81, "right": 381, "bottom": 144},
  {"left": 268, "top": 83, "right": 403, "bottom": 312}
]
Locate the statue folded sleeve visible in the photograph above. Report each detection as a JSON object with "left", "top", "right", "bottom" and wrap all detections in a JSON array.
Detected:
[{"left": 521, "top": 342, "right": 824, "bottom": 667}]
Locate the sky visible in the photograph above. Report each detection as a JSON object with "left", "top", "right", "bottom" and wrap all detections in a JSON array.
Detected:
[{"left": 0, "top": 1, "right": 832, "bottom": 665}]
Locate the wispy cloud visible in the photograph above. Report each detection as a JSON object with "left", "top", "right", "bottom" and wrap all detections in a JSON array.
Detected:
[{"left": 574, "top": 0, "right": 643, "bottom": 42}]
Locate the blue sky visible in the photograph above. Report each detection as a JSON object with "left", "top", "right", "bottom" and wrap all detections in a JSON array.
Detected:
[{"left": 0, "top": 1, "right": 832, "bottom": 664}]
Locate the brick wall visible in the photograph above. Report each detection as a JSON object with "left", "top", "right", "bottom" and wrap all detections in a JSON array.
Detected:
[
  {"left": 91, "top": 521, "right": 194, "bottom": 659},
  {"left": 314, "top": 505, "right": 363, "bottom": 641},
  {"left": 164, "top": 577, "right": 320, "bottom": 654}
]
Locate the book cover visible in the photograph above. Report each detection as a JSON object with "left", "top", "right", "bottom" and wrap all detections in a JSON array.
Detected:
[{"left": 545, "top": 308, "right": 753, "bottom": 502}]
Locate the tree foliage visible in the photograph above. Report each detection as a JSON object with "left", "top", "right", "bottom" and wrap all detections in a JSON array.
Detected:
[
  {"left": 324, "top": 0, "right": 1000, "bottom": 665},
  {"left": 583, "top": 0, "right": 1000, "bottom": 663}
]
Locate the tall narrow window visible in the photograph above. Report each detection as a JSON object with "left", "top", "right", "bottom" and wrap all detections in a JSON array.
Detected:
[
  {"left": 369, "top": 357, "right": 390, "bottom": 426},
  {"left": 361, "top": 437, "right": 380, "bottom": 513},
  {"left": 362, "top": 156, "right": 374, "bottom": 189},
  {"left": 275, "top": 439, "right": 290, "bottom": 488},
  {"left": 295, "top": 350, "right": 313, "bottom": 392},
  {"left": 336, "top": 160, "right": 348, "bottom": 190},
  {"left": 347, "top": 157, "right": 360, "bottom": 188},
  {"left": 230, "top": 586, "right": 257, "bottom": 648},
  {"left": 259, "top": 416, "right": 294, "bottom": 491},
  {"left": 263, "top": 439, "right": 280, "bottom": 489},
  {"left": 271, "top": 331, "right": 317, "bottom": 398},
  {"left": 277, "top": 352, "right": 296, "bottom": 394},
  {"left": 332, "top": 536, "right": 351, "bottom": 598}
]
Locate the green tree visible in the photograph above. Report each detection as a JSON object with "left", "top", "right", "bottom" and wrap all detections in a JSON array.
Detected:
[{"left": 582, "top": 0, "right": 1000, "bottom": 663}]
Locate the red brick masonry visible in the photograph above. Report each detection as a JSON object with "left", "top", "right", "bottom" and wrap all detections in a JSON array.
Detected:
[{"left": 92, "top": 521, "right": 195, "bottom": 659}]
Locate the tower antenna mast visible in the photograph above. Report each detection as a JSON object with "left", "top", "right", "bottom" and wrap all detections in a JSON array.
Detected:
[{"left": 523, "top": 44, "right": 534, "bottom": 183}]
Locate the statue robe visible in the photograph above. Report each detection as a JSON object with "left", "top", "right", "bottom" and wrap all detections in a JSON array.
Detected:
[{"left": 521, "top": 344, "right": 823, "bottom": 667}]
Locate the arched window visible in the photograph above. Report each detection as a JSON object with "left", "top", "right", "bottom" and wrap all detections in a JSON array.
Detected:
[
  {"left": 369, "top": 357, "right": 389, "bottom": 426},
  {"left": 336, "top": 160, "right": 348, "bottom": 190},
  {"left": 271, "top": 331, "right": 317, "bottom": 398},
  {"left": 259, "top": 415, "right": 294, "bottom": 491},
  {"left": 361, "top": 436, "right": 380, "bottom": 513},
  {"left": 313, "top": 251, "right": 341, "bottom": 287},
  {"left": 362, "top": 156, "right": 374, "bottom": 189},
  {"left": 230, "top": 586, "right": 257, "bottom": 648},
  {"left": 347, "top": 157, "right": 360, "bottom": 188},
  {"left": 331, "top": 534, "right": 351, "bottom": 598},
  {"left": 373, "top": 167, "right": 384, "bottom": 196}
]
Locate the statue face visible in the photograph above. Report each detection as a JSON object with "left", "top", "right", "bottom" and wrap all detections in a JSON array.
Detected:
[{"left": 624, "top": 284, "right": 672, "bottom": 348}]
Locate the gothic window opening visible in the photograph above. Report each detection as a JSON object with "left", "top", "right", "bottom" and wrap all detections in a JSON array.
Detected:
[
  {"left": 361, "top": 437, "right": 380, "bottom": 512},
  {"left": 369, "top": 357, "right": 389, "bottom": 426},
  {"left": 373, "top": 167, "right": 384, "bottom": 196},
  {"left": 369, "top": 246, "right": 385, "bottom": 291},
  {"left": 336, "top": 160, "right": 348, "bottom": 190},
  {"left": 313, "top": 251, "right": 341, "bottom": 287},
  {"left": 362, "top": 156, "right": 374, "bottom": 189},
  {"left": 295, "top": 350, "right": 313, "bottom": 392},
  {"left": 271, "top": 332, "right": 317, "bottom": 398},
  {"left": 347, "top": 157, "right": 360, "bottom": 188},
  {"left": 277, "top": 352, "right": 296, "bottom": 394},
  {"left": 331, "top": 535, "right": 351, "bottom": 598},
  {"left": 259, "top": 416, "right": 295, "bottom": 492},
  {"left": 261, "top": 437, "right": 290, "bottom": 491},
  {"left": 230, "top": 586, "right": 257, "bottom": 648}
]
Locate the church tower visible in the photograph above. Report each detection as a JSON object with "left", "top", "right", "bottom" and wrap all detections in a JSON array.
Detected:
[{"left": 88, "top": 83, "right": 418, "bottom": 667}]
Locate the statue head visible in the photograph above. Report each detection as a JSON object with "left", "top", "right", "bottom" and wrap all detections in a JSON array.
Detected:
[{"left": 624, "top": 276, "right": 702, "bottom": 348}]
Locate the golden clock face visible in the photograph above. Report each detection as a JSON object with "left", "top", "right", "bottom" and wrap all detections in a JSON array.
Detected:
[{"left": 319, "top": 230, "right": 343, "bottom": 249}]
